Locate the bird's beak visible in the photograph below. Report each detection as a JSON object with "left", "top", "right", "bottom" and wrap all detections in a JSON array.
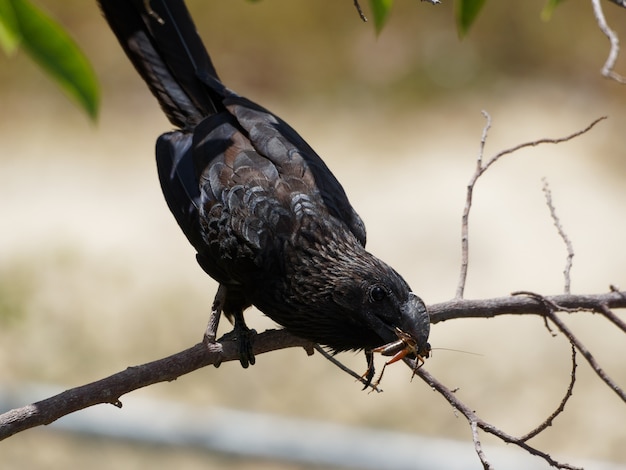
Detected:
[{"left": 400, "top": 293, "right": 431, "bottom": 356}]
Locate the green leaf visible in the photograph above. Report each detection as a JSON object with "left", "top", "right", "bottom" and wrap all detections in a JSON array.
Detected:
[
  {"left": 0, "top": 0, "right": 21, "bottom": 55},
  {"left": 369, "top": 0, "right": 394, "bottom": 34},
  {"left": 455, "top": 0, "right": 486, "bottom": 37},
  {"left": 8, "top": 0, "right": 99, "bottom": 119},
  {"left": 541, "top": 0, "right": 566, "bottom": 21}
]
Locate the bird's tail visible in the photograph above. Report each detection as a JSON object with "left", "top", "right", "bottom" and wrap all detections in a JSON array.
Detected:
[{"left": 97, "top": 0, "right": 225, "bottom": 128}]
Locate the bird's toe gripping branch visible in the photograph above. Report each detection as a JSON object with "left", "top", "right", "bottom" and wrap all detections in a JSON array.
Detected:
[
  {"left": 203, "top": 286, "right": 257, "bottom": 368},
  {"left": 232, "top": 320, "right": 257, "bottom": 368}
]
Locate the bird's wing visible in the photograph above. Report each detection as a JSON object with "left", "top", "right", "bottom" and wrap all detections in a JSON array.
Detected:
[
  {"left": 224, "top": 95, "right": 367, "bottom": 247},
  {"left": 101, "top": 0, "right": 367, "bottom": 270},
  {"left": 155, "top": 131, "right": 206, "bottom": 252}
]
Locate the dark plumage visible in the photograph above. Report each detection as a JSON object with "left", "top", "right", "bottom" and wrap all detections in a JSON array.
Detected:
[{"left": 97, "top": 0, "right": 430, "bottom": 385}]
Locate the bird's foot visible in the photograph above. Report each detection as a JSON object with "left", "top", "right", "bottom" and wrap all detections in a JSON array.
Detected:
[
  {"left": 359, "top": 368, "right": 384, "bottom": 394},
  {"left": 220, "top": 324, "right": 257, "bottom": 368},
  {"left": 360, "top": 351, "right": 382, "bottom": 393},
  {"left": 361, "top": 364, "right": 375, "bottom": 391}
]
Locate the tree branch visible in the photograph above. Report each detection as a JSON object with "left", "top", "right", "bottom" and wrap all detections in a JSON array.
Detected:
[
  {"left": 1, "top": 290, "right": 623, "bottom": 444},
  {"left": 412, "top": 364, "right": 583, "bottom": 470},
  {"left": 353, "top": 0, "right": 367, "bottom": 22},
  {"left": 313, "top": 345, "right": 382, "bottom": 392},
  {"left": 0, "top": 329, "right": 313, "bottom": 441},
  {"left": 519, "top": 345, "right": 577, "bottom": 442},
  {"left": 429, "top": 290, "right": 626, "bottom": 324},
  {"left": 411, "top": 290, "right": 625, "bottom": 469},
  {"left": 457, "top": 110, "right": 491, "bottom": 299},
  {"left": 591, "top": 0, "right": 626, "bottom": 83},
  {"left": 407, "top": 290, "right": 623, "bottom": 470},
  {"left": 456, "top": 114, "right": 606, "bottom": 299},
  {"left": 545, "top": 308, "right": 625, "bottom": 402},
  {"left": 542, "top": 178, "right": 575, "bottom": 294}
]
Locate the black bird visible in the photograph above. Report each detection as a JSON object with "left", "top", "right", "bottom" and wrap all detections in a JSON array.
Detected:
[{"left": 97, "top": 0, "right": 430, "bottom": 386}]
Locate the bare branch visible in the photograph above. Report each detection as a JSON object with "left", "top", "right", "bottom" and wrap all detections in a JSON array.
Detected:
[
  {"left": 430, "top": 290, "right": 626, "bottom": 324},
  {"left": 0, "top": 329, "right": 313, "bottom": 441},
  {"left": 311, "top": 289, "right": 625, "bottom": 468},
  {"left": 599, "top": 302, "right": 626, "bottom": 332},
  {"left": 457, "top": 111, "right": 491, "bottom": 299},
  {"left": 353, "top": 0, "right": 367, "bottom": 22},
  {"left": 456, "top": 115, "right": 606, "bottom": 299},
  {"left": 1, "top": 288, "right": 623, "bottom": 470},
  {"left": 470, "top": 420, "right": 491, "bottom": 470},
  {"left": 602, "top": 286, "right": 626, "bottom": 332},
  {"left": 352, "top": 0, "right": 441, "bottom": 24},
  {"left": 591, "top": 0, "right": 626, "bottom": 83},
  {"left": 512, "top": 291, "right": 626, "bottom": 403},
  {"left": 547, "top": 309, "right": 626, "bottom": 403},
  {"left": 482, "top": 116, "right": 607, "bottom": 174},
  {"left": 542, "top": 178, "right": 575, "bottom": 294},
  {"left": 520, "top": 345, "right": 577, "bottom": 442},
  {"left": 412, "top": 364, "right": 583, "bottom": 470},
  {"left": 314, "top": 345, "right": 382, "bottom": 393}
]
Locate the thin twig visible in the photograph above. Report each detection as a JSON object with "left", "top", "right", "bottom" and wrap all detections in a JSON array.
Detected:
[
  {"left": 542, "top": 179, "right": 575, "bottom": 294},
  {"left": 481, "top": 117, "right": 606, "bottom": 174},
  {"left": 598, "top": 302, "right": 626, "bottom": 333},
  {"left": 591, "top": 0, "right": 626, "bottom": 83},
  {"left": 610, "top": 284, "right": 626, "bottom": 297},
  {"left": 456, "top": 115, "right": 606, "bottom": 299},
  {"left": 314, "top": 345, "right": 382, "bottom": 392},
  {"left": 604, "top": 286, "right": 626, "bottom": 332},
  {"left": 512, "top": 291, "right": 626, "bottom": 403},
  {"left": 520, "top": 345, "right": 577, "bottom": 442},
  {"left": 470, "top": 420, "right": 491, "bottom": 470},
  {"left": 547, "top": 309, "right": 626, "bottom": 403},
  {"left": 457, "top": 111, "right": 491, "bottom": 299},
  {"left": 353, "top": 0, "right": 367, "bottom": 22},
  {"left": 352, "top": 0, "right": 441, "bottom": 24},
  {"left": 412, "top": 363, "right": 582, "bottom": 470}
]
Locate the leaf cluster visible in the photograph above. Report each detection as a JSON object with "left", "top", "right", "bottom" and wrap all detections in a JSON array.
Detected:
[
  {"left": 0, "top": 0, "right": 573, "bottom": 119},
  {"left": 0, "top": 0, "right": 99, "bottom": 119}
]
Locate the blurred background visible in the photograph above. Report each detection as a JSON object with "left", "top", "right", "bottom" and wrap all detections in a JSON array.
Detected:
[{"left": 1, "top": 0, "right": 625, "bottom": 468}]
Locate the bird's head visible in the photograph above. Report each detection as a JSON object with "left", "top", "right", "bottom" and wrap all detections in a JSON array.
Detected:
[{"left": 330, "top": 255, "right": 430, "bottom": 356}]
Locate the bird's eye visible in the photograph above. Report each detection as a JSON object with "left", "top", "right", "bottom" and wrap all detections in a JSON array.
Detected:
[{"left": 369, "top": 286, "right": 387, "bottom": 302}]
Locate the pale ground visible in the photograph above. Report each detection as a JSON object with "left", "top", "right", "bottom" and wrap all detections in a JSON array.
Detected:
[{"left": 1, "top": 61, "right": 626, "bottom": 470}]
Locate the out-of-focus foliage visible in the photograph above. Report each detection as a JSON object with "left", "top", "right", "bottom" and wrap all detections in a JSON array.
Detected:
[
  {"left": 0, "top": 0, "right": 99, "bottom": 119},
  {"left": 541, "top": 0, "right": 567, "bottom": 21},
  {"left": 0, "top": 0, "right": 604, "bottom": 119},
  {"left": 369, "top": 0, "right": 395, "bottom": 33},
  {"left": 0, "top": 0, "right": 20, "bottom": 54},
  {"left": 455, "top": 0, "right": 486, "bottom": 37},
  {"left": 367, "top": 0, "right": 567, "bottom": 37}
]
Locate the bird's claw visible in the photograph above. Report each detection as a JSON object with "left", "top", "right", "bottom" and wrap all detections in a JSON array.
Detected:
[
  {"left": 359, "top": 370, "right": 383, "bottom": 393},
  {"left": 238, "top": 326, "right": 257, "bottom": 368},
  {"left": 360, "top": 364, "right": 375, "bottom": 391},
  {"left": 359, "top": 351, "right": 382, "bottom": 393},
  {"left": 219, "top": 325, "right": 257, "bottom": 368}
]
